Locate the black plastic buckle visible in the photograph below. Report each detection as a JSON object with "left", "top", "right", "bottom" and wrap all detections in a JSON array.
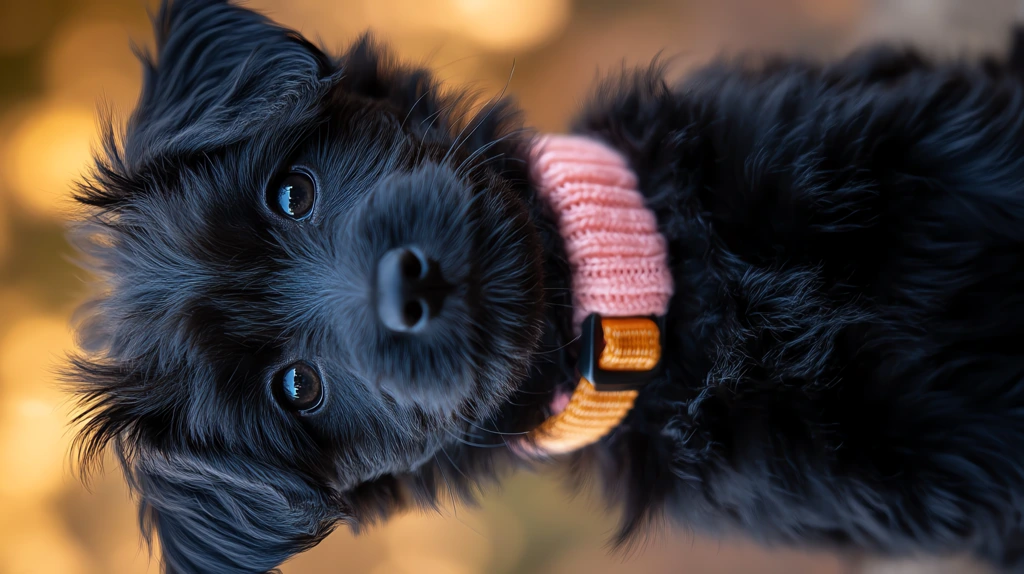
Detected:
[{"left": 577, "top": 313, "right": 665, "bottom": 392}]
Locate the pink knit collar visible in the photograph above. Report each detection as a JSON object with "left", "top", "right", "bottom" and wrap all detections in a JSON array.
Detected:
[
  {"left": 528, "top": 134, "right": 674, "bottom": 331},
  {"left": 519, "top": 134, "right": 674, "bottom": 454}
]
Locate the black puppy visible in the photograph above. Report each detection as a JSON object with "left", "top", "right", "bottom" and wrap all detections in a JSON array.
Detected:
[{"left": 68, "top": 0, "right": 1024, "bottom": 572}]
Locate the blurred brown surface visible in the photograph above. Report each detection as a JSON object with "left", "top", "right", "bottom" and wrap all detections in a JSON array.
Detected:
[{"left": 0, "top": 0, "right": 1016, "bottom": 572}]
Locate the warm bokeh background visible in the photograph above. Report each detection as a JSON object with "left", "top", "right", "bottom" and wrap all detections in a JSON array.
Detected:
[{"left": 0, "top": 0, "right": 1017, "bottom": 572}]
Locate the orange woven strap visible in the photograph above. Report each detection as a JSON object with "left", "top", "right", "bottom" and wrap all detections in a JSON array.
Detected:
[
  {"left": 599, "top": 318, "right": 661, "bottom": 371},
  {"left": 528, "top": 317, "right": 661, "bottom": 454}
]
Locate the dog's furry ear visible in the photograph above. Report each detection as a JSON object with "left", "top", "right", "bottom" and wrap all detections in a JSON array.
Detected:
[
  {"left": 121, "top": 0, "right": 332, "bottom": 169},
  {"left": 336, "top": 34, "right": 526, "bottom": 158},
  {"left": 132, "top": 449, "right": 340, "bottom": 574}
]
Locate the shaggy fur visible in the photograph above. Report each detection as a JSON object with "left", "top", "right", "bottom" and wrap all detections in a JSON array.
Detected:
[{"left": 68, "top": 1, "right": 1024, "bottom": 572}]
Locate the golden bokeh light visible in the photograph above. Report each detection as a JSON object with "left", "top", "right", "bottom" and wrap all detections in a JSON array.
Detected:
[
  {"left": 0, "top": 190, "right": 9, "bottom": 264},
  {"left": 372, "top": 555, "right": 475, "bottom": 574},
  {"left": 0, "top": 396, "right": 73, "bottom": 498},
  {"left": 450, "top": 0, "right": 570, "bottom": 51},
  {"left": 361, "top": 0, "right": 570, "bottom": 52},
  {"left": 0, "top": 504, "right": 92, "bottom": 574},
  {"left": 45, "top": 19, "right": 145, "bottom": 110},
  {"left": 0, "top": 0, "right": 54, "bottom": 55},
  {"left": 0, "top": 314, "right": 77, "bottom": 499},
  {"left": 0, "top": 313, "right": 75, "bottom": 396},
  {"left": 382, "top": 510, "right": 494, "bottom": 572},
  {"left": 0, "top": 315, "right": 73, "bottom": 370},
  {"left": 108, "top": 539, "right": 162, "bottom": 574},
  {"left": 2, "top": 101, "right": 98, "bottom": 218},
  {"left": 797, "top": 0, "right": 866, "bottom": 28},
  {"left": 247, "top": 0, "right": 368, "bottom": 44},
  {"left": 0, "top": 288, "right": 35, "bottom": 331}
]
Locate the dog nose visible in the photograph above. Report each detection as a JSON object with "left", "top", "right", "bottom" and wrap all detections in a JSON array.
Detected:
[{"left": 376, "top": 247, "right": 453, "bottom": 333}]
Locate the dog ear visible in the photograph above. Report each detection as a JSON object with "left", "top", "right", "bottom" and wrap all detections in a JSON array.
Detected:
[
  {"left": 123, "top": 0, "right": 332, "bottom": 166},
  {"left": 132, "top": 448, "right": 341, "bottom": 574},
  {"left": 335, "top": 36, "right": 449, "bottom": 136},
  {"left": 337, "top": 35, "right": 525, "bottom": 156}
]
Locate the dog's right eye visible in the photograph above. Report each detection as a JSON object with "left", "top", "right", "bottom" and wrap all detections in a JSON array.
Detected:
[
  {"left": 269, "top": 171, "right": 316, "bottom": 220},
  {"left": 273, "top": 362, "right": 324, "bottom": 413}
]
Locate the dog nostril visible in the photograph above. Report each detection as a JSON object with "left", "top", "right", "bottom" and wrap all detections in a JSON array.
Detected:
[
  {"left": 400, "top": 249, "right": 425, "bottom": 280},
  {"left": 376, "top": 247, "right": 453, "bottom": 333},
  {"left": 403, "top": 299, "right": 426, "bottom": 328}
]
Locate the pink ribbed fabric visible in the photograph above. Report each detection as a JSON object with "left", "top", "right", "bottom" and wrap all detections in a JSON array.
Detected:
[{"left": 528, "top": 134, "right": 674, "bottom": 330}]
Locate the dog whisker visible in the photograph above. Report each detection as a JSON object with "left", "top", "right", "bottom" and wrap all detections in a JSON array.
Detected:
[
  {"left": 454, "top": 127, "right": 528, "bottom": 177},
  {"left": 439, "top": 446, "right": 472, "bottom": 481},
  {"left": 443, "top": 428, "right": 509, "bottom": 449},
  {"left": 530, "top": 334, "right": 581, "bottom": 357},
  {"left": 432, "top": 453, "right": 459, "bottom": 517},
  {"left": 420, "top": 95, "right": 462, "bottom": 134},
  {"left": 442, "top": 60, "right": 516, "bottom": 167},
  {"left": 400, "top": 90, "right": 432, "bottom": 131},
  {"left": 453, "top": 411, "right": 528, "bottom": 436}
]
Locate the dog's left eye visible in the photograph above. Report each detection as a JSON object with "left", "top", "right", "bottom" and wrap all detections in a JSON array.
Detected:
[
  {"left": 273, "top": 362, "right": 324, "bottom": 413},
  {"left": 270, "top": 171, "right": 316, "bottom": 220}
]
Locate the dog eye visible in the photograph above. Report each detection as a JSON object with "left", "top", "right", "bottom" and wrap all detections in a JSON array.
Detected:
[
  {"left": 273, "top": 362, "right": 323, "bottom": 413},
  {"left": 270, "top": 171, "right": 316, "bottom": 220}
]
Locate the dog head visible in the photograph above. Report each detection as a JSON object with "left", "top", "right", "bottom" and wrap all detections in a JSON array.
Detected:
[{"left": 68, "top": 1, "right": 546, "bottom": 571}]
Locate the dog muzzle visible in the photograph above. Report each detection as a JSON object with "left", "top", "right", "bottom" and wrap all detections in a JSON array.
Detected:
[{"left": 522, "top": 134, "right": 675, "bottom": 456}]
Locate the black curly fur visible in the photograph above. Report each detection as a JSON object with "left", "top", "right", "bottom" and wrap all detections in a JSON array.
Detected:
[
  {"left": 569, "top": 48, "right": 1024, "bottom": 568},
  {"left": 66, "top": 1, "right": 1024, "bottom": 572}
]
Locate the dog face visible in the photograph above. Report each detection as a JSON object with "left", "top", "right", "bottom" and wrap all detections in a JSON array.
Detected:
[{"left": 68, "top": 1, "right": 544, "bottom": 571}]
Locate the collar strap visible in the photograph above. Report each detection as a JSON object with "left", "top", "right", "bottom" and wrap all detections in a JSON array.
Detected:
[{"left": 524, "top": 135, "right": 674, "bottom": 455}]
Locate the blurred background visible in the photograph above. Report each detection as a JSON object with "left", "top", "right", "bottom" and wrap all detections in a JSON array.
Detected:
[{"left": 0, "top": 0, "right": 1018, "bottom": 572}]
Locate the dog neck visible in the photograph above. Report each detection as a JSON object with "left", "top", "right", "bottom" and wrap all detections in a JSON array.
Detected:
[{"left": 515, "top": 134, "right": 674, "bottom": 456}]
